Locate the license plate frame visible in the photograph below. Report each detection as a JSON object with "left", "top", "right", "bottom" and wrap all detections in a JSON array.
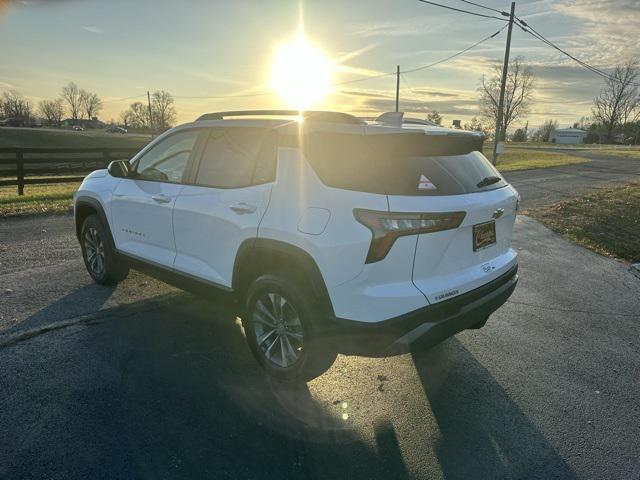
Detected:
[{"left": 473, "top": 220, "right": 496, "bottom": 251}]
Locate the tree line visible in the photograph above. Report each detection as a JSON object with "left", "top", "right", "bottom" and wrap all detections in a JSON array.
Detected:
[
  {"left": 0, "top": 83, "right": 177, "bottom": 132},
  {"left": 472, "top": 56, "right": 640, "bottom": 144},
  {"left": 0, "top": 82, "right": 103, "bottom": 125}
]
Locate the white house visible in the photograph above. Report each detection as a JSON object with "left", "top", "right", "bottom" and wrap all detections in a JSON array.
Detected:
[{"left": 551, "top": 127, "right": 586, "bottom": 144}]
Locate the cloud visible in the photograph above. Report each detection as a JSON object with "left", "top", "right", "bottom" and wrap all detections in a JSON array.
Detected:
[
  {"left": 550, "top": 0, "right": 640, "bottom": 66},
  {"left": 82, "top": 25, "right": 102, "bottom": 34},
  {"left": 348, "top": 16, "right": 448, "bottom": 38}
]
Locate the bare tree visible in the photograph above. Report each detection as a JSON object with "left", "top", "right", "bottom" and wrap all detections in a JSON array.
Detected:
[
  {"left": 0, "top": 90, "right": 32, "bottom": 119},
  {"left": 151, "top": 90, "right": 176, "bottom": 131},
  {"left": 121, "top": 102, "right": 150, "bottom": 129},
  {"left": 80, "top": 90, "right": 103, "bottom": 120},
  {"left": 61, "top": 82, "right": 82, "bottom": 120},
  {"left": 592, "top": 59, "right": 640, "bottom": 142},
  {"left": 531, "top": 119, "right": 558, "bottom": 143},
  {"left": 479, "top": 56, "right": 535, "bottom": 140},
  {"left": 38, "top": 98, "right": 65, "bottom": 125}
]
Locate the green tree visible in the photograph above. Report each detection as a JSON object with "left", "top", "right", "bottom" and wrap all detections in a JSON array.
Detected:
[
  {"left": 426, "top": 110, "right": 442, "bottom": 126},
  {"left": 511, "top": 128, "right": 527, "bottom": 142}
]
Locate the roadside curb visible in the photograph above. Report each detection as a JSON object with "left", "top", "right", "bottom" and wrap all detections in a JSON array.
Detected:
[{"left": 0, "top": 292, "right": 187, "bottom": 349}]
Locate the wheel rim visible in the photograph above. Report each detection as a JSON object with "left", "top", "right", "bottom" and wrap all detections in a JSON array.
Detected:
[
  {"left": 252, "top": 293, "right": 304, "bottom": 368},
  {"left": 84, "top": 227, "right": 105, "bottom": 277}
]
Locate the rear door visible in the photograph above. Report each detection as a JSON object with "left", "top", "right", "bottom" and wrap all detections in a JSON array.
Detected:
[
  {"left": 110, "top": 128, "right": 202, "bottom": 266},
  {"left": 172, "top": 127, "right": 276, "bottom": 287}
]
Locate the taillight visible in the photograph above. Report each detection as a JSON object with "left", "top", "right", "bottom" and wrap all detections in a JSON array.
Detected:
[{"left": 354, "top": 209, "right": 466, "bottom": 263}]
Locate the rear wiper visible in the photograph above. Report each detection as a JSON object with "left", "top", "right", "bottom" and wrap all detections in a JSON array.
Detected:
[{"left": 477, "top": 176, "right": 502, "bottom": 188}]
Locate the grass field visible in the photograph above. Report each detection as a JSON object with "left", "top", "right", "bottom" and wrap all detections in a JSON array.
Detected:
[
  {"left": 580, "top": 149, "right": 640, "bottom": 160},
  {"left": 0, "top": 127, "right": 150, "bottom": 149},
  {"left": 0, "top": 128, "right": 149, "bottom": 216},
  {"left": 0, "top": 182, "right": 79, "bottom": 217},
  {"left": 528, "top": 181, "right": 640, "bottom": 262},
  {"left": 489, "top": 148, "right": 588, "bottom": 172}
]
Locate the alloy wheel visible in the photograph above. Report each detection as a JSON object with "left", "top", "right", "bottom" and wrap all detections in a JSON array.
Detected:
[
  {"left": 84, "top": 227, "right": 105, "bottom": 277},
  {"left": 252, "top": 293, "right": 304, "bottom": 368}
]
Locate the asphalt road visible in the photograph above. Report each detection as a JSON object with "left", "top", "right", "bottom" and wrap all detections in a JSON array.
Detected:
[
  {"left": 502, "top": 151, "right": 640, "bottom": 208},
  {"left": 1, "top": 158, "right": 639, "bottom": 479}
]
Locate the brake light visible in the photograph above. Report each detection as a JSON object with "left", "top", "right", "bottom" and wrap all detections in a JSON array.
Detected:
[{"left": 354, "top": 209, "right": 466, "bottom": 263}]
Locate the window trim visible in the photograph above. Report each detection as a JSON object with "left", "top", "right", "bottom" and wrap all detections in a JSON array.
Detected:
[
  {"left": 189, "top": 126, "right": 278, "bottom": 190},
  {"left": 129, "top": 127, "right": 207, "bottom": 185}
]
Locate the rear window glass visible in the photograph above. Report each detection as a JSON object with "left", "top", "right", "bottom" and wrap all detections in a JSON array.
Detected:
[{"left": 300, "top": 132, "right": 506, "bottom": 196}]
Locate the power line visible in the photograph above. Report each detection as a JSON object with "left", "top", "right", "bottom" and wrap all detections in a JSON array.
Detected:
[
  {"left": 516, "top": 17, "right": 640, "bottom": 86},
  {"left": 458, "top": 0, "right": 506, "bottom": 15},
  {"left": 335, "top": 26, "right": 506, "bottom": 92},
  {"left": 416, "top": 0, "right": 508, "bottom": 21},
  {"left": 104, "top": 28, "right": 507, "bottom": 103},
  {"left": 402, "top": 25, "right": 507, "bottom": 74},
  {"left": 517, "top": 20, "right": 614, "bottom": 80}
]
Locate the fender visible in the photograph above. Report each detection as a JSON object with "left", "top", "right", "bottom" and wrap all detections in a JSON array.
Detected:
[
  {"left": 232, "top": 238, "right": 334, "bottom": 317},
  {"left": 74, "top": 196, "right": 116, "bottom": 250}
]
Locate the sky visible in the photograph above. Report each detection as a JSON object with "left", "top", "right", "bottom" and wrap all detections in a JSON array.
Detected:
[{"left": 0, "top": 0, "right": 639, "bottom": 130}]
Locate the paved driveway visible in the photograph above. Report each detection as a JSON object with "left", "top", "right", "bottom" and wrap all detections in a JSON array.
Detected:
[
  {"left": 1, "top": 159, "right": 639, "bottom": 479},
  {"left": 1, "top": 218, "right": 639, "bottom": 478}
]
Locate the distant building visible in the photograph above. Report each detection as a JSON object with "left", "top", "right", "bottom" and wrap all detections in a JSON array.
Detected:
[{"left": 551, "top": 127, "right": 586, "bottom": 144}]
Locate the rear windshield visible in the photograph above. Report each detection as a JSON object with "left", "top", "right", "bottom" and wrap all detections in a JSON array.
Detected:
[{"left": 299, "top": 132, "right": 507, "bottom": 196}]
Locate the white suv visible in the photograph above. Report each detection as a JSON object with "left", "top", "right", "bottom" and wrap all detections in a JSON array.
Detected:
[{"left": 74, "top": 110, "right": 519, "bottom": 380}]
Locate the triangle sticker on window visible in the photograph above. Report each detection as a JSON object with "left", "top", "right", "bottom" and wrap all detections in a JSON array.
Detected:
[{"left": 418, "top": 174, "right": 437, "bottom": 190}]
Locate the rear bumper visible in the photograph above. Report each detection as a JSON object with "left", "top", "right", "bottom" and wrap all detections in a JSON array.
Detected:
[{"left": 326, "top": 264, "right": 518, "bottom": 356}]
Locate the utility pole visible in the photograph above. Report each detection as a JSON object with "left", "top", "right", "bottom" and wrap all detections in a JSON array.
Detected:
[
  {"left": 395, "top": 65, "right": 400, "bottom": 112},
  {"left": 147, "top": 91, "right": 154, "bottom": 139},
  {"left": 492, "top": 1, "right": 516, "bottom": 165}
]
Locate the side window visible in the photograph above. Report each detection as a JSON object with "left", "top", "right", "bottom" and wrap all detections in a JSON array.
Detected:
[
  {"left": 135, "top": 129, "right": 200, "bottom": 183},
  {"left": 195, "top": 128, "right": 276, "bottom": 188}
]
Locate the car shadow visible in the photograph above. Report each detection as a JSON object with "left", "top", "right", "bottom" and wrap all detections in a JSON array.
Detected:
[
  {"left": 411, "top": 338, "right": 577, "bottom": 480},
  {"left": 3, "top": 282, "right": 114, "bottom": 335},
  {"left": 2, "top": 294, "right": 413, "bottom": 480}
]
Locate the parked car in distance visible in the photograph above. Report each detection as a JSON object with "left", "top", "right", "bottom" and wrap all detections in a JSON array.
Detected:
[
  {"left": 106, "top": 126, "right": 128, "bottom": 134},
  {"left": 72, "top": 125, "right": 84, "bottom": 131},
  {"left": 74, "top": 110, "right": 519, "bottom": 381},
  {"left": 0, "top": 117, "right": 27, "bottom": 127}
]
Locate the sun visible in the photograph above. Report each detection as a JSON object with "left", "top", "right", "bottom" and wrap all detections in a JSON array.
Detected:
[{"left": 270, "top": 33, "right": 332, "bottom": 110}]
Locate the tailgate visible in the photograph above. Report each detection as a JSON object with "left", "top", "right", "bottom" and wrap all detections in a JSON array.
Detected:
[{"left": 387, "top": 186, "right": 518, "bottom": 304}]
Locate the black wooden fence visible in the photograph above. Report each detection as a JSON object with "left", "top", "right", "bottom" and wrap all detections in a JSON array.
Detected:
[{"left": 0, "top": 147, "right": 141, "bottom": 195}]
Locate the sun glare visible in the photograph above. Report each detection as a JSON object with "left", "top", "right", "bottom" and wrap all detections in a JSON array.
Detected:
[{"left": 270, "top": 33, "right": 331, "bottom": 110}]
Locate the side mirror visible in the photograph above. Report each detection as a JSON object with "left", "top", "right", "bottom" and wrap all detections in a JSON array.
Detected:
[{"left": 107, "top": 159, "right": 132, "bottom": 178}]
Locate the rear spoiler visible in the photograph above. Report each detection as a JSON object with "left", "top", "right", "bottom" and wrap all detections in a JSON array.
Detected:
[{"left": 375, "top": 112, "right": 404, "bottom": 127}]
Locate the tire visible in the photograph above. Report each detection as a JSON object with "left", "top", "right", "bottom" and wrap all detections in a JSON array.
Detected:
[
  {"left": 243, "top": 274, "right": 337, "bottom": 382},
  {"left": 80, "top": 214, "right": 129, "bottom": 285}
]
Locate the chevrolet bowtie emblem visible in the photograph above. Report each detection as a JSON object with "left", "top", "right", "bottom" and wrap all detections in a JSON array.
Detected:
[{"left": 492, "top": 208, "right": 504, "bottom": 219}]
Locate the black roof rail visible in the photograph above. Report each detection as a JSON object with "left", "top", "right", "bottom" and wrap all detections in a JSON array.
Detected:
[{"left": 196, "top": 110, "right": 364, "bottom": 125}]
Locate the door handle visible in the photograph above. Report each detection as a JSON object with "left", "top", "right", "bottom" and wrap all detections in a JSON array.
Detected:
[
  {"left": 151, "top": 194, "right": 172, "bottom": 204},
  {"left": 229, "top": 202, "right": 257, "bottom": 214}
]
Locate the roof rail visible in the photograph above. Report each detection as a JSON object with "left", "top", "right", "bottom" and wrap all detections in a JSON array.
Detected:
[{"left": 196, "top": 110, "right": 364, "bottom": 124}]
